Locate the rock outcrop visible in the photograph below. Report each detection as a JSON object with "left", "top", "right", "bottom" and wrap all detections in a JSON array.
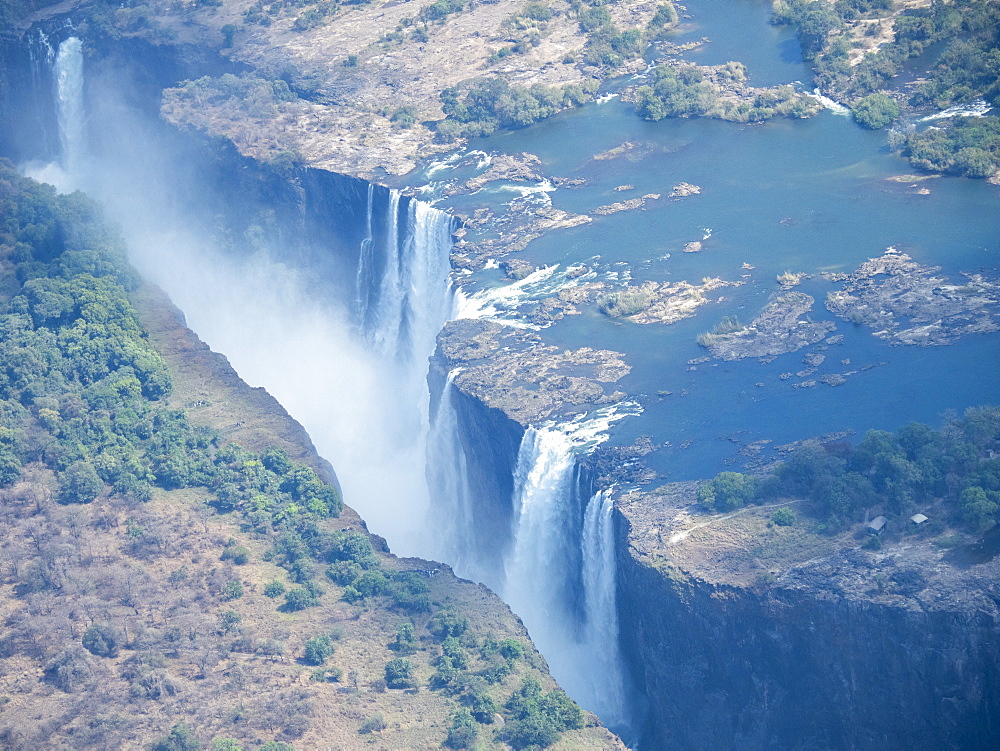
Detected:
[{"left": 615, "top": 483, "right": 1000, "bottom": 750}]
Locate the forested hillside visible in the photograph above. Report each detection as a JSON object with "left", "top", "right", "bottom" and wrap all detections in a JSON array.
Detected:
[{"left": 0, "top": 163, "right": 617, "bottom": 749}]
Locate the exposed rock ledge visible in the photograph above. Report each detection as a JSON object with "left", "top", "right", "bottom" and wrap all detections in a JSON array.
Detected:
[
  {"left": 824, "top": 248, "right": 1000, "bottom": 345},
  {"left": 150, "top": 0, "right": 662, "bottom": 179},
  {"left": 435, "top": 318, "right": 630, "bottom": 425}
]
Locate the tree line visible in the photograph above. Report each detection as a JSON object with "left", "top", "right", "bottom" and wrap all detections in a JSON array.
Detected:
[{"left": 698, "top": 407, "right": 1000, "bottom": 534}]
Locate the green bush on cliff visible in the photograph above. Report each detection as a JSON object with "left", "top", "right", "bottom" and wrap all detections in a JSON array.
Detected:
[
  {"left": 503, "top": 678, "right": 583, "bottom": 749},
  {"left": 774, "top": 0, "right": 1000, "bottom": 120},
  {"left": 899, "top": 116, "right": 1000, "bottom": 178},
  {"left": 0, "top": 161, "right": 347, "bottom": 612},
  {"left": 635, "top": 64, "right": 818, "bottom": 122},
  {"left": 697, "top": 472, "right": 758, "bottom": 512}
]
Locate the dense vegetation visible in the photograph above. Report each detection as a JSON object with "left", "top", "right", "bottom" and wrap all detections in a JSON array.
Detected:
[
  {"left": 164, "top": 74, "right": 300, "bottom": 122},
  {"left": 0, "top": 0, "right": 64, "bottom": 32},
  {"left": 697, "top": 407, "right": 1000, "bottom": 535},
  {"left": 435, "top": 76, "right": 597, "bottom": 141},
  {"left": 896, "top": 115, "right": 1000, "bottom": 178},
  {"left": 634, "top": 63, "right": 820, "bottom": 122},
  {"left": 772, "top": 0, "right": 1000, "bottom": 174}
]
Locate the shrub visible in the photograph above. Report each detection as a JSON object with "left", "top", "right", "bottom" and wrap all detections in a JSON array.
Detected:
[
  {"left": 303, "top": 635, "right": 335, "bottom": 666},
  {"left": 504, "top": 678, "right": 583, "bottom": 749},
  {"left": 429, "top": 610, "right": 468, "bottom": 641},
  {"left": 597, "top": 289, "right": 652, "bottom": 317},
  {"left": 771, "top": 507, "right": 796, "bottom": 526},
  {"left": 221, "top": 539, "right": 251, "bottom": 565},
  {"left": 45, "top": 648, "right": 93, "bottom": 693},
  {"left": 264, "top": 580, "right": 286, "bottom": 598},
  {"left": 390, "top": 622, "right": 418, "bottom": 655},
  {"left": 852, "top": 93, "right": 900, "bottom": 129},
  {"left": 82, "top": 624, "right": 120, "bottom": 657},
  {"left": 498, "top": 638, "right": 525, "bottom": 661},
  {"left": 58, "top": 460, "right": 103, "bottom": 504},
  {"left": 282, "top": 585, "right": 320, "bottom": 611},
  {"left": 359, "top": 713, "right": 387, "bottom": 733},
  {"left": 384, "top": 657, "right": 415, "bottom": 689},
  {"left": 444, "top": 708, "right": 478, "bottom": 748},
  {"left": 221, "top": 579, "right": 244, "bottom": 601},
  {"left": 150, "top": 722, "right": 200, "bottom": 751},
  {"left": 697, "top": 472, "right": 758, "bottom": 512}
]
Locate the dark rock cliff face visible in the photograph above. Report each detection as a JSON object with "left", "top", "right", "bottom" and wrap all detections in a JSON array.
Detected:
[
  {"left": 428, "top": 358, "right": 525, "bottom": 574},
  {"left": 614, "top": 507, "right": 1000, "bottom": 751},
  {"left": 1, "top": 22, "right": 379, "bottom": 301}
]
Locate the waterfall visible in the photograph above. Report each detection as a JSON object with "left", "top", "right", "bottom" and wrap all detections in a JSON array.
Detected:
[
  {"left": 22, "top": 33, "right": 636, "bottom": 733},
  {"left": 363, "top": 192, "right": 455, "bottom": 367},
  {"left": 54, "top": 36, "right": 84, "bottom": 179},
  {"left": 504, "top": 424, "right": 583, "bottom": 630},
  {"left": 397, "top": 199, "right": 456, "bottom": 367},
  {"left": 501, "top": 407, "right": 636, "bottom": 731},
  {"left": 581, "top": 489, "right": 628, "bottom": 728},
  {"left": 425, "top": 369, "right": 483, "bottom": 580},
  {"left": 354, "top": 182, "right": 376, "bottom": 325},
  {"left": 369, "top": 189, "right": 403, "bottom": 354}
]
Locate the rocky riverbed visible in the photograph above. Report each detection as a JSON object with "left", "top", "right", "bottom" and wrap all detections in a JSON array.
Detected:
[
  {"left": 824, "top": 248, "right": 1000, "bottom": 345},
  {"left": 698, "top": 290, "right": 836, "bottom": 359}
]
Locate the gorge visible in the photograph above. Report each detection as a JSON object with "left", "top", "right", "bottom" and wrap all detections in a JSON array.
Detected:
[{"left": 1, "top": 0, "right": 999, "bottom": 748}]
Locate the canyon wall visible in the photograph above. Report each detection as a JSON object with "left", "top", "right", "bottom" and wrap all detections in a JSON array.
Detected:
[{"left": 615, "top": 502, "right": 1000, "bottom": 751}]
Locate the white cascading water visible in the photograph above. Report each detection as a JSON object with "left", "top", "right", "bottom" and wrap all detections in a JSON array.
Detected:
[
  {"left": 37, "top": 36, "right": 633, "bottom": 734},
  {"left": 38, "top": 33, "right": 456, "bottom": 555},
  {"left": 424, "top": 369, "right": 485, "bottom": 580},
  {"left": 369, "top": 189, "right": 403, "bottom": 355},
  {"left": 54, "top": 36, "right": 84, "bottom": 180},
  {"left": 580, "top": 488, "right": 628, "bottom": 727},
  {"left": 354, "top": 182, "right": 376, "bottom": 324},
  {"left": 502, "top": 408, "right": 635, "bottom": 729},
  {"left": 26, "top": 35, "right": 84, "bottom": 191}
]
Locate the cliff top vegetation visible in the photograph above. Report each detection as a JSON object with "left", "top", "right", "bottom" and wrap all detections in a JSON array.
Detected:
[
  {"left": 619, "top": 408, "right": 1000, "bottom": 606},
  {"left": 772, "top": 0, "right": 1000, "bottom": 178}
]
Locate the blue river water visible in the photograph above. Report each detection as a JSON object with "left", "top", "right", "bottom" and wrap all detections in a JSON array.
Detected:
[{"left": 429, "top": 0, "right": 1000, "bottom": 481}]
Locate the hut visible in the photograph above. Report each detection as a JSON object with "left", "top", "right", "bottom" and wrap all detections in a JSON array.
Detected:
[{"left": 866, "top": 516, "right": 888, "bottom": 535}]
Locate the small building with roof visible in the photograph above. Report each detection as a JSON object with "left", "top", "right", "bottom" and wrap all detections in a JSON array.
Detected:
[{"left": 866, "top": 516, "right": 888, "bottom": 535}]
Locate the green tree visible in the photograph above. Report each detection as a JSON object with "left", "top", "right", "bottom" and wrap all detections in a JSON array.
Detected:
[
  {"left": 264, "top": 580, "right": 286, "bottom": 598},
  {"left": 221, "top": 580, "right": 244, "bottom": 601},
  {"left": 150, "top": 723, "right": 200, "bottom": 751},
  {"left": 82, "top": 624, "right": 120, "bottom": 657},
  {"left": 961, "top": 486, "right": 999, "bottom": 532},
  {"left": 697, "top": 472, "right": 758, "bottom": 512},
  {"left": 771, "top": 507, "right": 796, "bottom": 526},
  {"left": 303, "top": 635, "right": 335, "bottom": 666},
  {"left": 58, "top": 460, "right": 104, "bottom": 504},
  {"left": 444, "top": 708, "right": 478, "bottom": 749},
  {"left": 852, "top": 92, "right": 900, "bottom": 128},
  {"left": 384, "top": 657, "right": 415, "bottom": 688},
  {"left": 390, "top": 622, "right": 417, "bottom": 655}
]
